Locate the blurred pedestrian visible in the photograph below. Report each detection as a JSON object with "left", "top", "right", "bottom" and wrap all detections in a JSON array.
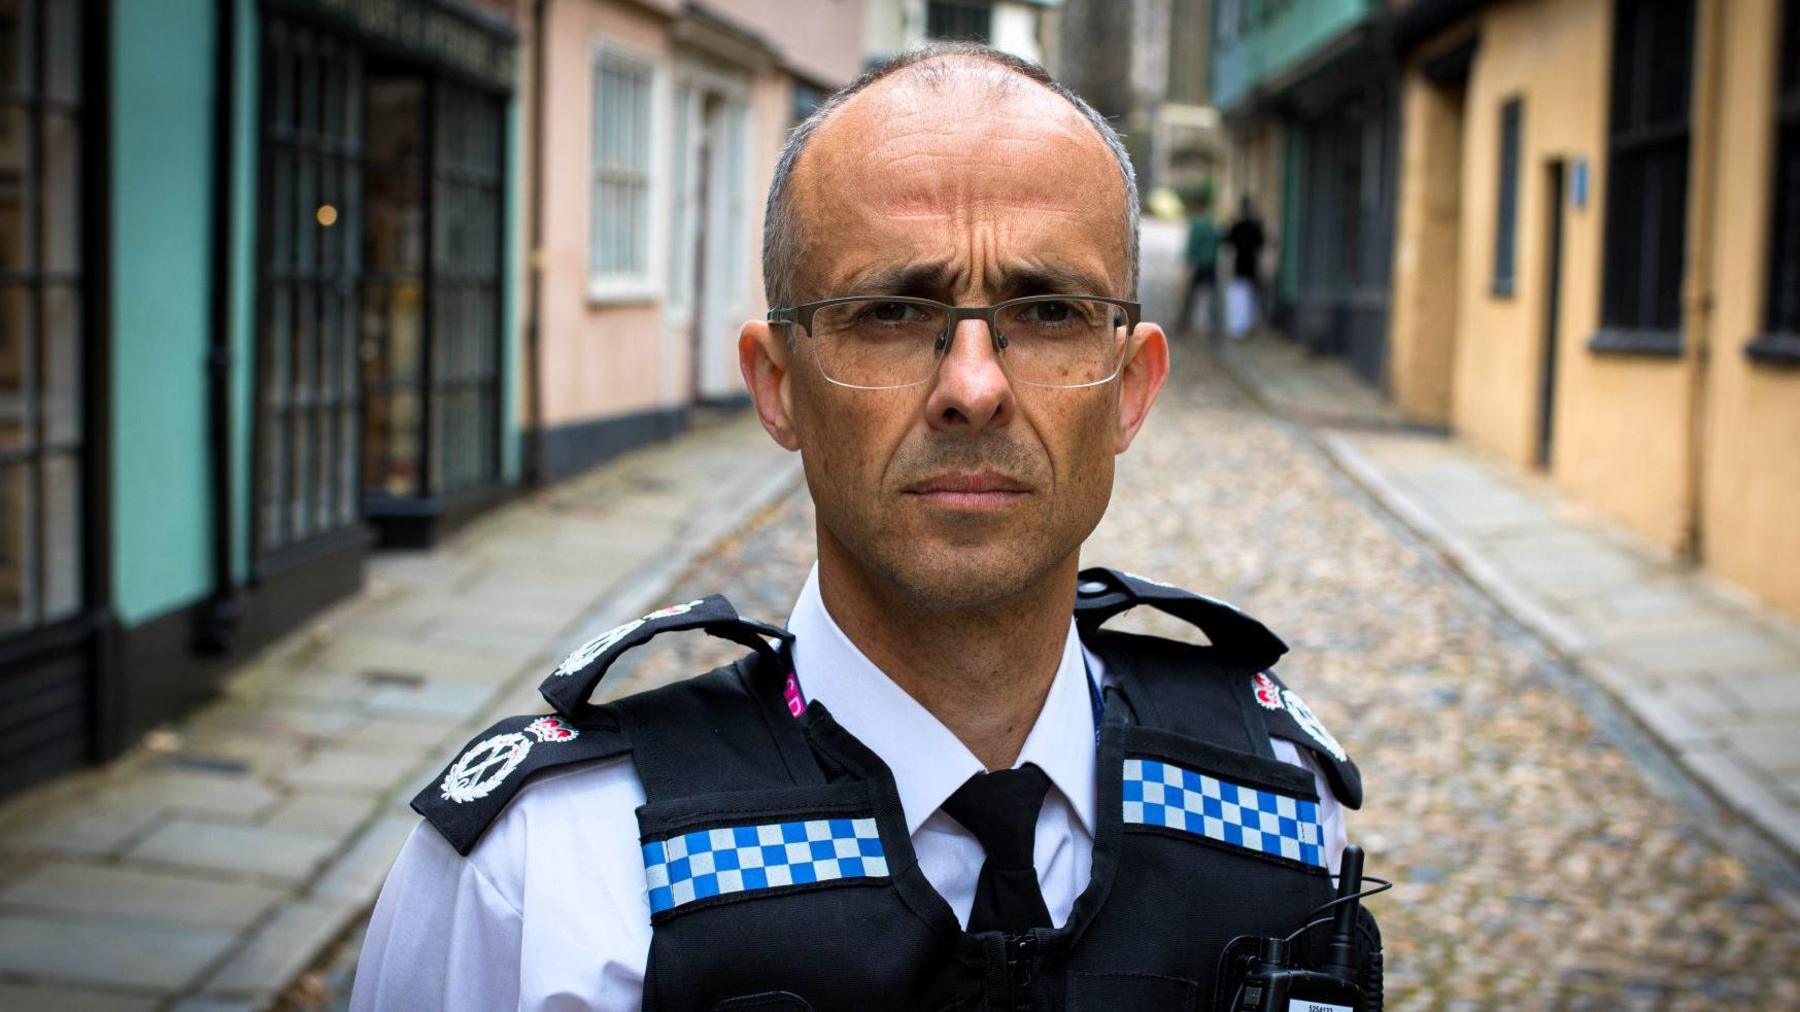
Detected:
[
  {"left": 1177, "top": 189, "right": 1220, "bottom": 337},
  {"left": 1225, "top": 196, "right": 1267, "bottom": 340}
]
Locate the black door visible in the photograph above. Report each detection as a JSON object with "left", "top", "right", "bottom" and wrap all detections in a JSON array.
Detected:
[{"left": 1537, "top": 161, "right": 1566, "bottom": 469}]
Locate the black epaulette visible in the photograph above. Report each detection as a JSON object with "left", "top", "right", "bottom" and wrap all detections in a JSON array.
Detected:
[
  {"left": 412, "top": 594, "right": 793, "bottom": 856},
  {"left": 1074, "top": 567, "right": 1363, "bottom": 809}
]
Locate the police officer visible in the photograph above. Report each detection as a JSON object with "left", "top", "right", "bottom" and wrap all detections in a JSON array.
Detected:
[{"left": 352, "top": 43, "right": 1374, "bottom": 1011}]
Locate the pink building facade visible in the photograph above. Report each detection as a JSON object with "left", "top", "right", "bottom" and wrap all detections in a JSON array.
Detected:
[{"left": 518, "top": 0, "right": 866, "bottom": 479}]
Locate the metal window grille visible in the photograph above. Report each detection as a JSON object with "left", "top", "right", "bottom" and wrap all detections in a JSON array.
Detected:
[
  {"left": 1600, "top": 0, "right": 1694, "bottom": 333},
  {"left": 0, "top": 0, "right": 84, "bottom": 633},
  {"left": 590, "top": 51, "right": 654, "bottom": 284},
  {"left": 1765, "top": 0, "right": 1800, "bottom": 335},
  {"left": 1494, "top": 98, "right": 1523, "bottom": 295}
]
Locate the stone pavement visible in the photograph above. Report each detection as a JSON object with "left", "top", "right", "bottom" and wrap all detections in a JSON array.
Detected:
[
  {"left": 0, "top": 412, "right": 800, "bottom": 1010},
  {"left": 1219, "top": 331, "right": 1800, "bottom": 867}
]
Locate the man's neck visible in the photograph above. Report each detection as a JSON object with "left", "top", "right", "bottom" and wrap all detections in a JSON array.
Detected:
[{"left": 815, "top": 545, "right": 1077, "bottom": 772}]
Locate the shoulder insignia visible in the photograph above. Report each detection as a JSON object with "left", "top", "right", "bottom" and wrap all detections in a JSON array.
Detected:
[
  {"left": 413, "top": 712, "right": 633, "bottom": 856},
  {"left": 1074, "top": 567, "right": 1288, "bottom": 672},
  {"left": 1249, "top": 668, "right": 1363, "bottom": 810},
  {"left": 539, "top": 594, "right": 792, "bottom": 718}
]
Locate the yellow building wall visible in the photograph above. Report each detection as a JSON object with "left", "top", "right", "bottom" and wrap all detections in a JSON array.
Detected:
[
  {"left": 1449, "top": 0, "right": 1695, "bottom": 551},
  {"left": 1388, "top": 35, "right": 1468, "bottom": 426},
  {"left": 1698, "top": 0, "right": 1800, "bottom": 619}
]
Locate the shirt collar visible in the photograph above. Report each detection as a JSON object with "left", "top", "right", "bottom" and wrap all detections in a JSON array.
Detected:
[{"left": 786, "top": 563, "right": 1099, "bottom": 838}]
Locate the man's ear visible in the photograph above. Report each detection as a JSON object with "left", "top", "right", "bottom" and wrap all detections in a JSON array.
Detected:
[
  {"left": 1114, "top": 322, "right": 1169, "bottom": 454},
  {"left": 740, "top": 319, "right": 800, "bottom": 451}
]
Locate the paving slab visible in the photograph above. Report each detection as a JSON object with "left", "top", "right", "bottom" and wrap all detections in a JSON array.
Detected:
[
  {"left": 0, "top": 860, "right": 287, "bottom": 930},
  {"left": 127, "top": 818, "right": 344, "bottom": 882},
  {"left": 197, "top": 897, "right": 362, "bottom": 1001},
  {"left": 0, "top": 912, "right": 237, "bottom": 990},
  {"left": 0, "top": 982, "right": 162, "bottom": 1012}
]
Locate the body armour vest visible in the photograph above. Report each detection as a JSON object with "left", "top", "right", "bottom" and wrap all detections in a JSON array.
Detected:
[{"left": 416, "top": 569, "right": 1382, "bottom": 1011}]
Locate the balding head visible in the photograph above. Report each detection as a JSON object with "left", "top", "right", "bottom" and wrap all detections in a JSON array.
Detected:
[{"left": 762, "top": 44, "right": 1139, "bottom": 310}]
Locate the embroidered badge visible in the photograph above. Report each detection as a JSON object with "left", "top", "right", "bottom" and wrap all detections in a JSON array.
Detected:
[
  {"left": 1280, "top": 688, "right": 1347, "bottom": 763},
  {"left": 440, "top": 732, "right": 533, "bottom": 804},
  {"left": 551, "top": 600, "right": 706, "bottom": 677},
  {"left": 1122, "top": 757, "right": 1325, "bottom": 868},
  {"left": 525, "top": 716, "right": 579, "bottom": 742},
  {"left": 440, "top": 718, "right": 582, "bottom": 803},
  {"left": 642, "top": 817, "right": 888, "bottom": 914},
  {"left": 1251, "top": 671, "right": 1282, "bottom": 710}
]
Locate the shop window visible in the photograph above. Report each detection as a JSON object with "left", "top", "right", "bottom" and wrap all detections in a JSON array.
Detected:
[
  {"left": 1594, "top": 0, "right": 1694, "bottom": 353},
  {"left": 1756, "top": 0, "right": 1800, "bottom": 357},
  {"left": 926, "top": 1, "right": 991, "bottom": 43},
  {"left": 258, "top": 22, "right": 363, "bottom": 555},
  {"left": 589, "top": 46, "right": 656, "bottom": 296},
  {"left": 1493, "top": 98, "right": 1522, "bottom": 296},
  {"left": 0, "top": 0, "right": 86, "bottom": 631}
]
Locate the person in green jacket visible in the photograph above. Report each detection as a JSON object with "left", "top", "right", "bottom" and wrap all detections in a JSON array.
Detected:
[{"left": 1178, "top": 191, "right": 1221, "bottom": 336}]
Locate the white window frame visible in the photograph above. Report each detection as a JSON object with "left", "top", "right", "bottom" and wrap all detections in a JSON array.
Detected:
[{"left": 587, "top": 38, "right": 669, "bottom": 303}]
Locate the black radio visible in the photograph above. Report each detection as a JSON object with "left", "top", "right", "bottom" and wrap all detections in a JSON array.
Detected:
[{"left": 1216, "top": 844, "right": 1388, "bottom": 1012}]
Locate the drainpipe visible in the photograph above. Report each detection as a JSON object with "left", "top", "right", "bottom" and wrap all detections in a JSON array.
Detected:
[
  {"left": 196, "top": 0, "right": 240, "bottom": 654},
  {"left": 522, "top": 0, "right": 550, "bottom": 485},
  {"left": 1679, "top": 0, "right": 1725, "bottom": 563}
]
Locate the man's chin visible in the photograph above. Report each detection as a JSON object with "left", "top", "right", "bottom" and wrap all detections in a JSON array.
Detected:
[{"left": 872, "top": 541, "right": 1066, "bottom": 613}]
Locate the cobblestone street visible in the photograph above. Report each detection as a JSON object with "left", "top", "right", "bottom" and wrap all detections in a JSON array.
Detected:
[
  {"left": 274, "top": 239, "right": 1800, "bottom": 1011},
  {"left": 604, "top": 366, "right": 1800, "bottom": 1010}
]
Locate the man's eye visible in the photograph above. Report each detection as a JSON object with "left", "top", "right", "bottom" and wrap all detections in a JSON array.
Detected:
[
  {"left": 864, "top": 302, "right": 918, "bottom": 324},
  {"left": 1023, "top": 301, "right": 1075, "bottom": 323}
]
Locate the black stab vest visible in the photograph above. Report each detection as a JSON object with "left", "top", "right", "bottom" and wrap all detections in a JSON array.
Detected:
[{"left": 414, "top": 569, "right": 1378, "bottom": 1011}]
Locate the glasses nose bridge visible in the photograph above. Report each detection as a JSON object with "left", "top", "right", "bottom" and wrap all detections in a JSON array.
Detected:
[{"left": 942, "top": 305, "right": 1004, "bottom": 352}]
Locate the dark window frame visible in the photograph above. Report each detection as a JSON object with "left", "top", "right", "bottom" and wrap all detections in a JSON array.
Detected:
[
  {"left": 1748, "top": 0, "right": 1800, "bottom": 365},
  {"left": 925, "top": 0, "right": 992, "bottom": 44},
  {"left": 1493, "top": 96, "right": 1523, "bottom": 297},
  {"left": 0, "top": 0, "right": 89, "bottom": 636},
  {"left": 253, "top": 18, "right": 365, "bottom": 567},
  {"left": 1590, "top": 0, "right": 1696, "bottom": 358}
]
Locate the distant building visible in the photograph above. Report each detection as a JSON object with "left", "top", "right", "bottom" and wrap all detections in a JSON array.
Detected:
[
  {"left": 1058, "top": 0, "right": 1220, "bottom": 199},
  {"left": 863, "top": 0, "right": 1061, "bottom": 69},
  {"left": 1210, "top": 0, "right": 1400, "bottom": 383},
  {"left": 0, "top": 0, "right": 865, "bottom": 799},
  {"left": 0, "top": 0, "right": 527, "bottom": 798},
  {"left": 1388, "top": 0, "right": 1800, "bottom": 622},
  {"left": 518, "top": 0, "right": 865, "bottom": 482}
]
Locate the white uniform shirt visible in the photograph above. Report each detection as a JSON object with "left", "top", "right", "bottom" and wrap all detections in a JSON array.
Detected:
[{"left": 351, "top": 566, "right": 1346, "bottom": 1011}]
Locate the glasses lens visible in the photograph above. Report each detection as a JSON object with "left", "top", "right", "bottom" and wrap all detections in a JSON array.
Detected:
[
  {"left": 809, "top": 299, "right": 948, "bottom": 388},
  {"left": 996, "top": 299, "right": 1125, "bottom": 386}
]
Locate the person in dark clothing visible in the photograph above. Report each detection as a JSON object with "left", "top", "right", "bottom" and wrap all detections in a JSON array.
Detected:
[{"left": 1224, "top": 197, "right": 1268, "bottom": 338}]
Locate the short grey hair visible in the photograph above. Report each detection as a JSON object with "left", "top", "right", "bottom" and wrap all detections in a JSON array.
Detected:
[{"left": 762, "top": 43, "right": 1140, "bottom": 311}]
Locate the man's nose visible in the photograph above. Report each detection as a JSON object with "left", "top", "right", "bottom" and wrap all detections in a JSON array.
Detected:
[{"left": 924, "top": 317, "right": 1014, "bottom": 432}]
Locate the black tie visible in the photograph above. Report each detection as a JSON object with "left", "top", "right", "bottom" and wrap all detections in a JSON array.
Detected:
[{"left": 941, "top": 764, "right": 1054, "bottom": 935}]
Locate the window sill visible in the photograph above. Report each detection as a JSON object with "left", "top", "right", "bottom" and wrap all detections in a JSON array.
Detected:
[
  {"left": 586, "top": 279, "right": 661, "bottom": 307},
  {"left": 1490, "top": 278, "right": 1516, "bottom": 299},
  {"left": 1587, "top": 327, "right": 1683, "bottom": 358},
  {"left": 1745, "top": 332, "right": 1800, "bottom": 367}
]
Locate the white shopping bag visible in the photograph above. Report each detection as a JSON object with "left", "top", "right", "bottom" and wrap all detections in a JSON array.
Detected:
[{"left": 1225, "top": 278, "right": 1257, "bottom": 339}]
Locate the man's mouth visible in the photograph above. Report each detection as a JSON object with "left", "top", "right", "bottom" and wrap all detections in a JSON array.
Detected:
[{"left": 901, "top": 471, "right": 1032, "bottom": 509}]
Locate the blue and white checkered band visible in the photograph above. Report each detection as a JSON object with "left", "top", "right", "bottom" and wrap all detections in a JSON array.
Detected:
[
  {"left": 1122, "top": 758, "right": 1326, "bottom": 868},
  {"left": 642, "top": 817, "right": 889, "bottom": 915}
]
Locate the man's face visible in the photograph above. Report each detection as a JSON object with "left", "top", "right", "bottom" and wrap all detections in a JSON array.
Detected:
[{"left": 743, "top": 66, "right": 1167, "bottom": 611}]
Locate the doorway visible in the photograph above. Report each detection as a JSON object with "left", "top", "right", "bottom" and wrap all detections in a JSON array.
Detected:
[{"left": 1537, "top": 161, "right": 1566, "bottom": 469}]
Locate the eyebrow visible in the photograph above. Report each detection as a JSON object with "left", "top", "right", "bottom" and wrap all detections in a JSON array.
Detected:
[{"left": 837, "top": 260, "right": 1114, "bottom": 300}]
